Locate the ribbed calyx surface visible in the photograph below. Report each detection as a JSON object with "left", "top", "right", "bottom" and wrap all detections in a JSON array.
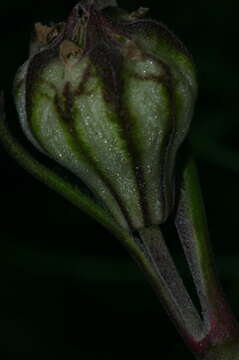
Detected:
[{"left": 14, "top": 0, "right": 197, "bottom": 232}]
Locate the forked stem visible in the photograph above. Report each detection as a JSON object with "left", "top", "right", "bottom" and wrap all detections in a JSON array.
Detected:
[
  {"left": 175, "top": 156, "right": 239, "bottom": 358},
  {"left": 125, "top": 157, "right": 239, "bottom": 360},
  {"left": 130, "top": 227, "right": 205, "bottom": 350}
]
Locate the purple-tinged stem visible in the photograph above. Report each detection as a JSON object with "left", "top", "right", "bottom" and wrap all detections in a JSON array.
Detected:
[{"left": 175, "top": 157, "right": 239, "bottom": 358}]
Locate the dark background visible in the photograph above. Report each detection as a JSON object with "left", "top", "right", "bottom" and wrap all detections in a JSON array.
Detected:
[{"left": 0, "top": 0, "right": 239, "bottom": 359}]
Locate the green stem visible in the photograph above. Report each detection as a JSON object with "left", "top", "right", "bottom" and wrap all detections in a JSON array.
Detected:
[
  {"left": 175, "top": 156, "right": 239, "bottom": 356},
  {"left": 126, "top": 227, "right": 205, "bottom": 347}
]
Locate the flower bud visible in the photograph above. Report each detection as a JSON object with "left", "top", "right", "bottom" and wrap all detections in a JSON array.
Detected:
[{"left": 14, "top": 0, "right": 197, "bottom": 232}]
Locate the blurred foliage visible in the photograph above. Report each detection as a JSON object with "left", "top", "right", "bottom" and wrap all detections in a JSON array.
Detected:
[{"left": 0, "top": 0, "right": 239, "bottom": 359}]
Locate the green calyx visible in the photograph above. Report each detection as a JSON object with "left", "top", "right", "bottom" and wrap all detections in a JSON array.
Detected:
[{"left": 13, "top": 0, "right": 197, "bottom": 233}]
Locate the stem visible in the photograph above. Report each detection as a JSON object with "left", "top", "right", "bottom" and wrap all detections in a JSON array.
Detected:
[
  {"left": 131, "top": 227, "right": 205, "bottom": 347},
  {"left": 175, "top": 157, "right": 239, "bottom": 356}
]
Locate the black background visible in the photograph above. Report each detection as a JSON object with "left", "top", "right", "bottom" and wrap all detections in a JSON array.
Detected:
[{"left": 0, "top": 0, "right": 239, "bottom": 359}]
